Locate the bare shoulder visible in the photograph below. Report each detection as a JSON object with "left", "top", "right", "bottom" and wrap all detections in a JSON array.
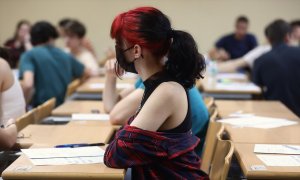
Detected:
[
  {"left": 0, "top": 58, "right": 11, "bottom": 77},
  {"left": 152, "top": 81, "right": 186, "bottom": 102}
]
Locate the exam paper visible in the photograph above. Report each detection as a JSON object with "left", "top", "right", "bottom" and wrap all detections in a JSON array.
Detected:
[
  {"left": 21, "top": 146, "right": 105, "bottom": 159},
  {"left": 72, "top": 113, "right": 110, "bottom": 121},
  {"left": 30, "top": 156, "right": 103, "bottom": 166},
  {"left": 257, "top": 154, "right": 300, "bottom": 166},
  {"left": 216, "top": 82, "right": 261, "bottom": 92},
  {"left": 89, "top": 83, "right": 132, "bottom": 89},
  {"left": 254, "top": 144, "right": 300, "bottom": 155},
  {"left": 218, "top": 116, "right": 297, "bottom": 129}
]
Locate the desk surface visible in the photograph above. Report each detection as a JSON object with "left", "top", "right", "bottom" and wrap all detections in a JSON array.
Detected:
[
  {"left": 77, "top": 76, "right": 136, "bottom": 94},
  {"left": 17, "top": 124, "right": 114, "bottom": 148},
  {"left": 234, "top": 143, "right": 300, "bottom": 179},
  {"left": 52, "top": 101, "right": 105, "bottom": 116},
  {"left": 2, "top": 146, "right": 124, "bottom": 180}
]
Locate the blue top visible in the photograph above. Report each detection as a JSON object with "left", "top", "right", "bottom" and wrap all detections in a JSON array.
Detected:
[
  {"left": 19, "top": 45, "right": 84, "bottom": 107},
  {"left": 216, "top": 33, "right": 258, "bottom": 59},
  {"left": 135, "top": 77, "right": 209, "bottom": 155},
  {"left": 253, "top": 43, "right": 300, "bottom": 117}
]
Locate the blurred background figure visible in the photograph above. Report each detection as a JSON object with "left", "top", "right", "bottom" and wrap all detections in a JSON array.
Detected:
[
  {"left": 64, "top": 20, "right": 100, "bottom": 76},
  {"left": 4, "top": 20, "right": 32, "bottom": 68},
  {"left": 290, "top": 20, "right": 300, "bottom": 46},
  {"left": 209, "top": 16, "right": 258, "bottom": 61}
]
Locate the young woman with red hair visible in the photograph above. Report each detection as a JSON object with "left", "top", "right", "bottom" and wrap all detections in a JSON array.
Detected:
[{"left": 104, "top": 7, "right": 209, "bottom": 179}]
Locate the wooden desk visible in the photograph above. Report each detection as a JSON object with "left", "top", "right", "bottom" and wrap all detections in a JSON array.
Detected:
[
  {"left": 234, "top": 143, "right": 300, "bottom": 179},
  {"left": 52, "top": 101, "right": 105, "bottom": 116},
  {"left": 215, "top": 100, "right": 299, "bottom": 120},
  {"left": 76, "top": 77, "right": 136, "bottom": 94},
  {"left": 17, "top": 124, "right": 114, "bottom": 148}
]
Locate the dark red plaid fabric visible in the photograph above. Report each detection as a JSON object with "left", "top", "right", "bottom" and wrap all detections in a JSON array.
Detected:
[{"left": 104, "top": 124, "right": 209, "bottom": 179}]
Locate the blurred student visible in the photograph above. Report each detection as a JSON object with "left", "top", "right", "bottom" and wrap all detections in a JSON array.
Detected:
[
  {"left": 210, "top": 16, "right": 257, "bottom": 61},
  {"left": 19, "top": 21, "right": 90, "bottom": 107},
  {"left": 58, "top": 18, "right": 97, "bottom": 58},
  {"left": 4, "top": 20, "right": 32, "bottom": 68},
  {"left": 253, "top": 20, "right": 300, "bottom": 117},
  {"left": 290, "top": 20, "right": 300, "bottom": 46},
  {"left": 103, "top": 59, "right": 209, "bottom": 155},
  {"left": 0, "top": 48, "right": 25, "bottom": 149},
  {"left": 64, "top": 20, "right": 99, "bottom": 76},
  {"left": 103, "top": 7, "right": 209, "bottom": 179}
]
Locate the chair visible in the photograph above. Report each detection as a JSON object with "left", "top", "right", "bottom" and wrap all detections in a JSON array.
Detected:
[
  {"left": 209, "top": 126, "right": 234, "bottom": 180},
  {"left": 65, "top": 79, "right": 81, "bottom": 100},
  {"left": 15, "top": 109, "right": 36, "bottom": 131},
  {"left": 203, "top": 96, "right": 217, "bottom": 116},
  {"left": 35, "top": 98, "right": 56, "bottom": 123},
  {"left": 200, "top": 107, "right": 221, "bottom": 174}
]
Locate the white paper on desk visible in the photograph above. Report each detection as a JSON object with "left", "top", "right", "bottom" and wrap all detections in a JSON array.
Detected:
[
  {"left": 216, "top": 82, "right": 261, "bottom": 92},
  {"left": 257, "top": 154, "right": 300, "bottom": 166},
  {"left": 72, "top": 113, "right": 110, "bottom": 121},
  {"left": 89, "top": 83, "right": 132, "bottom": 89},
  {"left": 217, "top": 73, "right": 247, "bottom": 80},
  {"left": 30, "top": 156, "right": 103, "bottom": 166},
  {"left": 218, "top": 116, "right": 297, "bottom": 129},
  {"left": 254, "top": 144, "right": 300, "bottom": 155},
  {"left": 21, "top": 146, "right": 105, "bottom": 159}
]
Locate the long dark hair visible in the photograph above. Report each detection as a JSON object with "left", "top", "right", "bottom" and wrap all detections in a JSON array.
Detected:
[
  {"left": 13, "top": 20, "right": 31, "bottom": 40},
  {"left": 110, "top": 7, "right": 205, "bottom": 88}
]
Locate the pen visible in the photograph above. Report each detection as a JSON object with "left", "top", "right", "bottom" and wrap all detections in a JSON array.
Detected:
[{"left": 55, "top": 143, "right": 105, "bottom": 148}]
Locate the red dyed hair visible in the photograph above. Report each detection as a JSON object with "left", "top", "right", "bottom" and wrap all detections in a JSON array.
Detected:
[{"left": 110, "top": 7, "right": 171, "bottom": 57}]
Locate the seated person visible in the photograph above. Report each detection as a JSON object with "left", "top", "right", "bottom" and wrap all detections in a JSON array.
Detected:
[
  {"left": 58, "top": 18, "right": 97, "bottom": 58},
  {"left": 253, "top": 19, "right": 300, "bottom": 117},
  {"left": 210, "top": 16, "right": 258, "bottom": 61},
  {"left": 64, "top": 20, "right": 100, "bottom": 76},
  {"left": 103, "top": 59, "right": 209, "bottom": 155},
  {"left": 4, "top": 20, "right": 32, "bottom": 68},
  {"left": 0, "top": 50, "right": 25, "bottom": 149},
  {"left": 19, "top": 21, "right": 90, "bottom": 107},
  {"left": 103, "top": 7, "right": 209, "bottom": 179},
  {"left": 290, "top": 20, "right": 300, "bottom": 46}
]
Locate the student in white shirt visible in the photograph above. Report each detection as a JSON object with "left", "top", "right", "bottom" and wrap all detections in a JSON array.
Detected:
[
  {"left": 0, "top": 48, "right": 25, "bottom": 149},
  {"left": 64, "top": 20, "right": 100, "bottom": 76}
]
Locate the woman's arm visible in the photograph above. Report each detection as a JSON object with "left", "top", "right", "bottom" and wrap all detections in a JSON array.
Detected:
[{"left": 0, "top": 119, "right": 17, "bottom": 149}]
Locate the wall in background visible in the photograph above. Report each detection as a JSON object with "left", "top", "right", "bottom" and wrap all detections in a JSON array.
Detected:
[{"left": 0, "top": 0, "right": 299, "bottom": 59}]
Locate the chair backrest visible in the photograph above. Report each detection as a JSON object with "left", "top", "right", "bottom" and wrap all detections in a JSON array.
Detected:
[
  {"left": 65, "top": 79, "right": 81, "bottom": 100},
  {"left": 209, "top": 127, "right": 234, "bottom": 180},
  {"left": 15, "top": 109, "right": 36, "bottom": 131},
  {"left": 200, "top": 109, "right": 222, "bottom": 174},
  {"left": 204, "top": 96, "right": 214, "bottom": 110},
  {"left": 35, "top": 98, "right": 56, "bottom": 123}
]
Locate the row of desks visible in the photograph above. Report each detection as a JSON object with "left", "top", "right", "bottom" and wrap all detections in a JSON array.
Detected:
[{"left": 215, "top": 100, "right": 300, "bottom": 179}]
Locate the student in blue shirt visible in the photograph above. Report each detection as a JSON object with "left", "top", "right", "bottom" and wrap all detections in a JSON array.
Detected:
[
  {"left": 210, "top": 16, "right": 258, "bottom": 61},
  {"left": 103, "top": 59, "right": 209, "bottom": 155},
  {"left": 19, "top": 21, "right": 90, "bottom": 107}
]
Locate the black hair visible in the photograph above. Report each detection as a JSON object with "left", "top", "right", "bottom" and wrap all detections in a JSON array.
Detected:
[
  {"left": 13, "top": 20, "right": 31, "bottom": 40},
  {"left": 266, "top": 19, "right": 291, "bottom": 45},
  {"left": 30, "top": 21, "right": 59, "bottom": 46},
  {"left": 290, "top": 20, "right": 300, "bottom": 30},
  {"left": 58, "top": 18, "right": 73, "bottom": 27},
  {"left": 0, "top": 47, "right": 13, "bottom": 67},
  {"left": 236, "top": 16, "right": 249, "bottom": 24},
  {"left": 65, "top": 20, "right": 86, "bottom": 38},
  {"left": 111, "top": 7, "right": 205, "bottom": 89}
]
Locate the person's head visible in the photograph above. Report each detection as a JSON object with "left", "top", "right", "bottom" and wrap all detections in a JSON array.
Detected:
[
  {"left": 0, "top": 47, "right": 13, "bottom": 67},
  {"left": 290, "top": 20, "right": 300, "bottom": 46},
  {"left": 14, "top": 20, "right": 31, "bottom": 41},
  {"left": 64, "top": 20, "right": 86, "bottom": 50},
  {"left": 58, "top": 18, "right": 73, "bottom": 37},
  {"left": 110, "top": 7, "right": 205, "bottom": 88},
  {"left": 30, "top": 21, "right": 59, "bottom": 46},
  {"left": 235, "top": 16, "right": 249, "bottom": 38},
  {"left": 265, "top": 19, "right": 291, "bottom": 46}
]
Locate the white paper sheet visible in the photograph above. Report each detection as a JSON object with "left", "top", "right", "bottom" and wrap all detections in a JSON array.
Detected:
[
  {"left": 257, "top": 154, "right": 300, "bottom": 166},
  {"left": 71, "top": 113, "right": 110, "bottom": 121},
  {"left": 216, "top": 82, "right": 261, "bottom": 92},
  {"left": 21, "top": 146, "right": 105, "bottom": 159},
  {"left": 217, "top": 73, "right": 248, "bottom": 80},
  {"left": 30, "top": 156, "right": 103, "bottom": 166},
  {"left": 89, "top": 83, "right": 132, "bottom": 89},
  {"left": 254, "top": 144, "right": 300, "bottom": 155},
  {"left": 218, "top": 116, "right": 297, "bottom": 129}
]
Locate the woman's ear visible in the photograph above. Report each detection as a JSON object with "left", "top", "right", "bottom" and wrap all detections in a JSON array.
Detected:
[{"left": 133, "top": 44, "right": 142, "bottom": 59}]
